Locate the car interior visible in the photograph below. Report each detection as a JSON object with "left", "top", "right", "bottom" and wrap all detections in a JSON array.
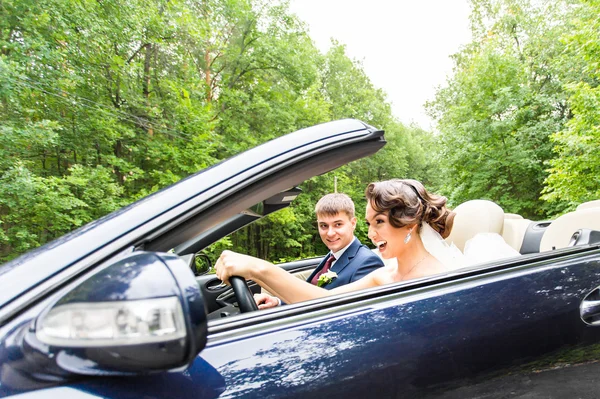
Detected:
[
  {"left": 192, "top": 188, "right": 600, "bottom": 321},
  {"left": 447, "top": 198, "right": 600, "bottom": 254}
]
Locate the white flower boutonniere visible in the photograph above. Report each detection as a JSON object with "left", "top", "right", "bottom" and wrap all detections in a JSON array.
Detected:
[{"left": 317, "top": 271, "right": 338, "bottom": 287}]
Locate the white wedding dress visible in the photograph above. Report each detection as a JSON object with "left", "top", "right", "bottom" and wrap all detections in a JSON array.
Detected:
[
  {"left": 421, "top": 222, "right": 521, "bottom": 268},
  {"left": 420, "top": 222, "right": 466, "bottom": 269}
]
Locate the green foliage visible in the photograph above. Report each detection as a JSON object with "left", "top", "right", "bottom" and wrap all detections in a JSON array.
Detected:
[
  {"left": 0, "top": 164, "right": 124, "bottom": 260},
  {"left": 429, "top": 0, "right": 600, "bottom": 219},
  {"left": 542, "top": 0, "right": 600, "bottom": 214},
  {"left": 428, "top": 0, "right": 572, "bottom": 218},
  {"left": 6, "top": 0, "right": 600, "bottom": 264},
  {"left": 1, "top": 0, "right": 439, "bottom": 263}
]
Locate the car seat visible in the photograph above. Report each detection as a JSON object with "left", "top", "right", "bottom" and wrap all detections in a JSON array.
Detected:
[
  {"left": 504, "top": 213, "right": 523, "bottom": 219},
  {"left": 539, "top": 208, "right": 600, "bottom": 251},
  {"left": 576, "top": 200, "right": 600, "bottom": 211},
  {"left": 445, "top": 200, "right": 505, "bottom": 252},
  {"left": 502, "top": 217, "right": 534, "bottom": 253}
]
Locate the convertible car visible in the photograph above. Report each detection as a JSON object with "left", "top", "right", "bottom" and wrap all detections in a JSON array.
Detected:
[{"left": 2, "top": 119, "right": 600, "bottom": 398}]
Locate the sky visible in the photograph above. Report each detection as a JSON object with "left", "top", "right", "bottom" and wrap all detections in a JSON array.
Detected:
[{"left": 287, "top": 0, "right": 473, "bottom": 130}]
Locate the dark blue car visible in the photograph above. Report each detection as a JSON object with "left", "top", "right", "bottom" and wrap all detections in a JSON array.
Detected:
[{"left": 2, "top": 119, "right": 600, "bottom": 398}]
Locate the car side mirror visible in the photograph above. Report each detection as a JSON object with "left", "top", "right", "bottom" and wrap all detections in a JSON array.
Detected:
[
  {"left": 5, "top": 252, "right": 207, "bottom": 381},
  {"left": 193, "top": 252, "right": 213, "bottom": 275}
]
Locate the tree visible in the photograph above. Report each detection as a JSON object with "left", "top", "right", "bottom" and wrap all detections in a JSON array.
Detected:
[
  {"left": 542, "top": 0, "right": 600, "bottom": 213},
  {"left": 428, "top": 0, "right": 571, "bottom": 217},
  {"left": 0, "top": 0, "right": 438, "bottom": 263}
]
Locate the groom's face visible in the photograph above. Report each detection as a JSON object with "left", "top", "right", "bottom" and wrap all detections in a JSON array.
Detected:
[{"left": 317, "top": 212, "right": 356, "bottom": 253}]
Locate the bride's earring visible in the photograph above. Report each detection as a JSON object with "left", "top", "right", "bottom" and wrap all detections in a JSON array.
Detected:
[{"left": 404, "top": 228, "right": 413, "bottom": 244}]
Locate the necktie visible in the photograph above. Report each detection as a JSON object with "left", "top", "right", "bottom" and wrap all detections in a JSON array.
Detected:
[{"left": 311, "top": 254, "right": 336, "bottom": 285}]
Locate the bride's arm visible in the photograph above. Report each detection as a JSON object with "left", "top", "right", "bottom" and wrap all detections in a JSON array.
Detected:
[
  {"left": 216, "top": 250, "right": 381, "bottom": 304},
  {"left": 257, "top": 260, "right": 381, "bottom": 303}
]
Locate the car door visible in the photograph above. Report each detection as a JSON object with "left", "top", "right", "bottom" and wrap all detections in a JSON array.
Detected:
[{"left": 199, "top": 246, "right": 600, "bottom": 398}]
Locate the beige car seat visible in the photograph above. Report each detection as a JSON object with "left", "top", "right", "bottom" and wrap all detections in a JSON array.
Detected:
[
  {"left": 504, "top": 213, "right": 523, "bottom": 220},
  {"left": 502, "top": 218, "right": 532, "bottom": 252},
  {"left": 539, "top": 208, "right": 600, "bottom": 252},
  {"left": 445, "top": 200, "right": 505, "bottom": 252},
  {"left": 577, "top": 200, "right": 600, "bottom": 211}
]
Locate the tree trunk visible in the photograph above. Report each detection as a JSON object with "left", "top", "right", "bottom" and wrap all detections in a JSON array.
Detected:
[
  {"left": 143, "top": 43, "right": 152, "bottom": 99},
  {"left": 143, "top": 43, "right": 154, "bottom": 137},
  {"left": 114, "top": 140, "right": 124, "bottom": 183},
  {"left": 95, "top": 142, "right": 101, "bottom": 165},
  {"left": 205, "top": 50, "right": 212, "bottom": 101}
]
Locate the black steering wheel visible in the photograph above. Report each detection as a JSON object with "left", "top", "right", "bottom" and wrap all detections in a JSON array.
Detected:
[{"left": 230, "top": 276, "right": 258, "bottom": 312}]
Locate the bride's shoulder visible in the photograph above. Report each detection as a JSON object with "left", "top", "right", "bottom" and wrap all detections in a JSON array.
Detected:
[
  {"left": 407, "top": 257, "right": 447, "bottom": 280},
  {"left": 425, "top": 257, "right": 448, "bottom": 275},
  {"left": 371, "top": 265, "right": 397, "bottom": 285}
]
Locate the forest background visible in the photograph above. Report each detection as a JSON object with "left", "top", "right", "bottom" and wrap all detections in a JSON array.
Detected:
[{"left": 1, "top": 0, "right": 600, "bottom": 264}]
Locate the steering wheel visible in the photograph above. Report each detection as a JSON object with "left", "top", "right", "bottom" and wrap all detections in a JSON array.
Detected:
[{"left": 230, "top": 276, "right": 258, "bottom": 312}]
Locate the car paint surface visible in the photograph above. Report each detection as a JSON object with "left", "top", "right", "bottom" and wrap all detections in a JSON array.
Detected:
[{"left": 199, "top": 250, "right": 600, "bottom": 398}]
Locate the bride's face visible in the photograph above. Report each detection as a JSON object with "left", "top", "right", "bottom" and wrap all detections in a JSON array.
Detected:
[{"left": 365, "top": 202, "right": 410, "bottom": 259}]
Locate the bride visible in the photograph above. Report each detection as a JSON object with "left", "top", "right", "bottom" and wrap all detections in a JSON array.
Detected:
[{"left": 215, "top": 179, "right": 459, "bottom": 305}]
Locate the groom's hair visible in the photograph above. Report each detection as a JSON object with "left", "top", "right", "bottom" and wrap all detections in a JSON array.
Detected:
[{"left": 315, "top": 193, "right": 355, "bottom": 220}]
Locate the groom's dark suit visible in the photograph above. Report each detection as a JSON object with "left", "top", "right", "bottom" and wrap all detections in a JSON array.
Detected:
[{"left": 306, "top": 237, "right": 384, "bottom": 289}]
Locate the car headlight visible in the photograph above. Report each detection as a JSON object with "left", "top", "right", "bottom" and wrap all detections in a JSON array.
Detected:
[{"left": 37, "top": 297, "right": 186, "bottom": 347}]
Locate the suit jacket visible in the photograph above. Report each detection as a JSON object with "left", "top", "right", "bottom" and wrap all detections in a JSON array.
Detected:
[{"left": 306, "top": 237, "right": 384, "bottom": 289}]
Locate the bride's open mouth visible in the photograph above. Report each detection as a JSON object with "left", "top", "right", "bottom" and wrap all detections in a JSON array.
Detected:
[{"left": 375, "top": 240, "right": 387, "bottom": 252}]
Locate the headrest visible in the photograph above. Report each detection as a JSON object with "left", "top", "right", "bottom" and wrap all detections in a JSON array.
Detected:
[
  {"left": 502, "top": 218, "right": 532, "bottom": 252},
  {"left": 504, "top": 213, "right": 523, "bottom": 220},
  {"left": 539, "top": 208, "right": 600, "bottom": 251},
  {"left": 576, "top": 200, "right": 600, "bottom": 211},
  {"left": 445, "top": 200, "right": 504, "bottom": 252}
]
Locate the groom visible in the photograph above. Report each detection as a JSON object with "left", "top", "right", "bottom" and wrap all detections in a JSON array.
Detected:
[{"left": 255, "top": 193, "right": 384, "bottom": 308}]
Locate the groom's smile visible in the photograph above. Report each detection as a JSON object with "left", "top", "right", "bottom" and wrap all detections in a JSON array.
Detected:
[{"left": 317, "top": 212, "right": 356, "bottom": 253}]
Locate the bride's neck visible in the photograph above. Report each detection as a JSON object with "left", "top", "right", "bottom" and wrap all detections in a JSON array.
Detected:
[{"left": 395, "top": 236, "right": 429, "bottom": 273}]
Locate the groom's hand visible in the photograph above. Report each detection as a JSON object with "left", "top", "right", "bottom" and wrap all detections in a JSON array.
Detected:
[{"left": 254, "top": 293, "right": 281, "bottom": 309}]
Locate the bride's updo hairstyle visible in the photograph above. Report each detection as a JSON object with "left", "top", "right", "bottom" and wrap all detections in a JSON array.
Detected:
[{"left": 365, "top": 179, "right": 455, "bottom": 238}]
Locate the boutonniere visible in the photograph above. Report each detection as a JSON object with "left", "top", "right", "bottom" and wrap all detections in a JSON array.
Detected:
[{"left": 317, "top": 271, "right": 338, "bottom": 287}]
